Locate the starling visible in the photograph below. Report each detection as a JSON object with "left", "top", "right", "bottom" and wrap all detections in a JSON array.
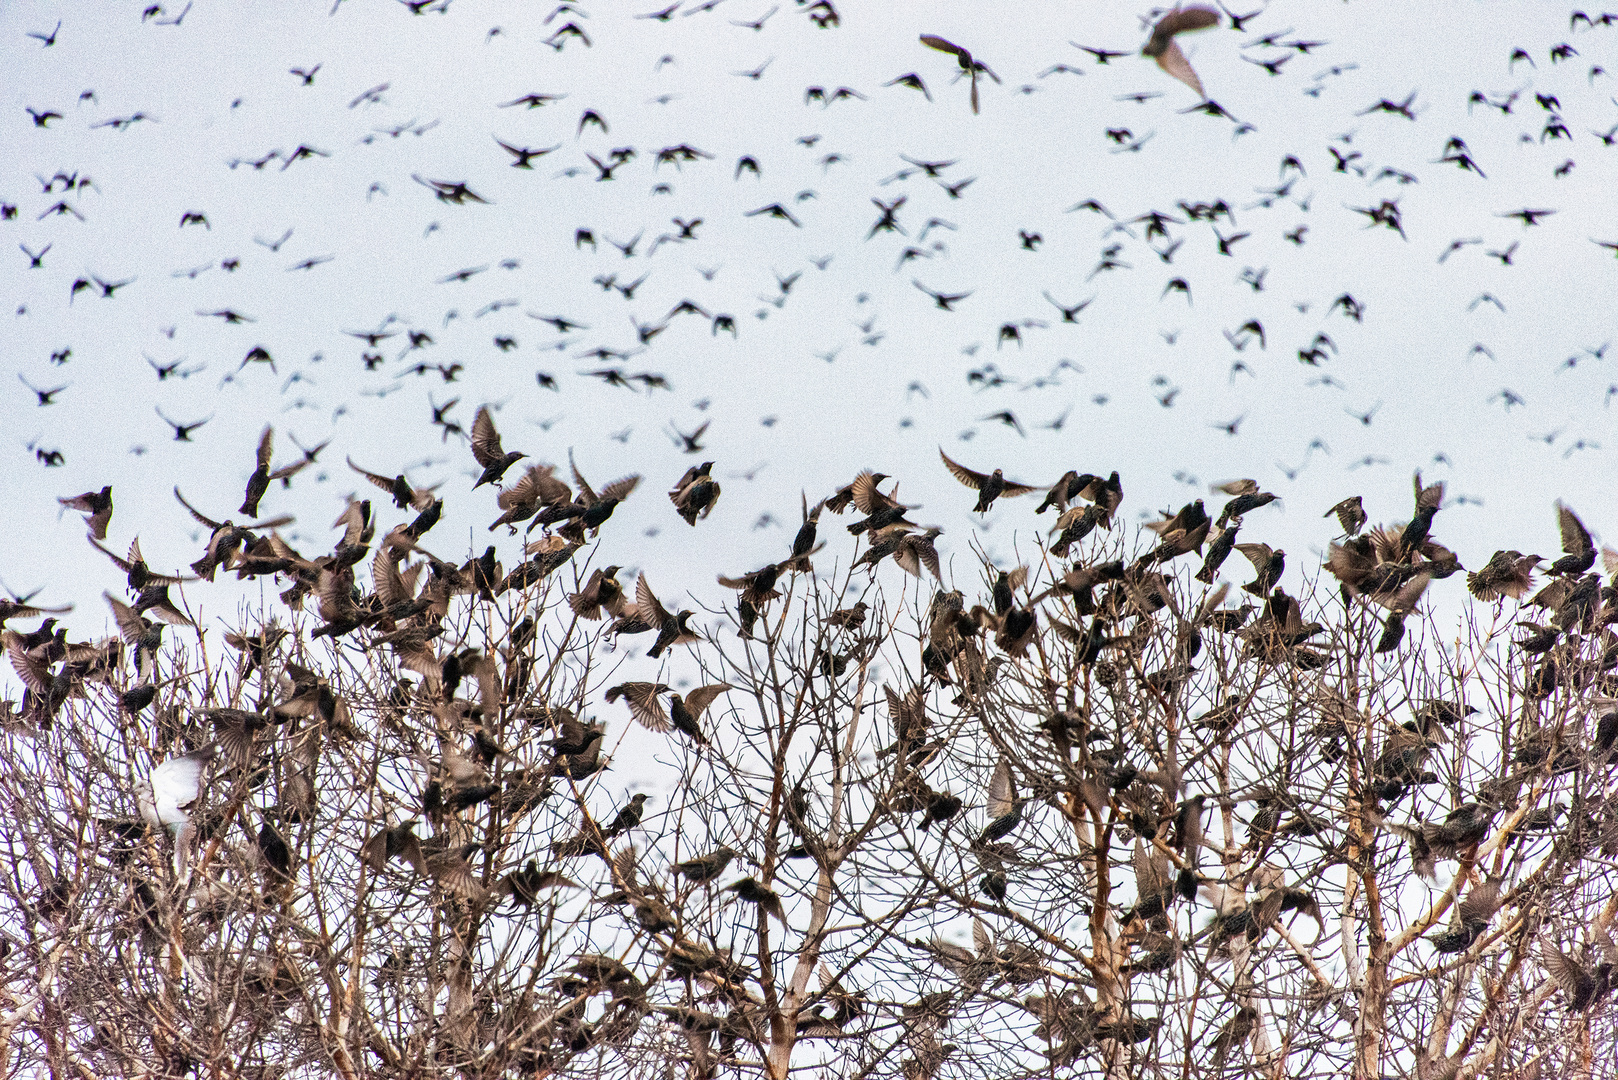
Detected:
[
  {"left": 728, "top": 876, "right": 786, "bottom": 923},
  {"left": 605, "top": 793, "right": 649, "bottom": 836},
  {"left": 489, "top": 463, "right": 572, "bottom": 532},
  {"left": 348, "top": 456, "right": 437, "bottom": 511},
  {"left": 940, "top": 449, "right": 1039, "bottom": 513},
  {"left": 825, "top": 470, "right": 890, "bottom": 514},
  {"left": 58, "top": 485, "right": 113, "bottom": 539},
  {"left": 1430, "top": 875, "right": 1503, "bottom": 953},
  {"left": 470, "top": 405, "right": 526, "bottom": 488},
  {"left": 790, "top": 493, "right": 824, "bottom": 567},
  {"left": 1195, "top": 523, "right": 1239, "bottom": 584},
  {"left": 240, "top": 425, "right": 274, "bottom": 517},
  {"left": 359, "top": 820, "right": 427, "bottom": 877},
  {"left": 498, "top": 860, "right": 580, "bottom": 907},
  {"left": 919, "top": 34, "right": 999, "bottom": 114},
  {"left": 569, "top": 566, "right": 627, "bottom": 620},
  {"left": 1324, "top": 495, "right": 1367, "bottom": 536},
  {"left": 1467, "top": 550, "right": 1541, "bottom": 601},
  {"left": 1541, "top": 934, "right": 1618, "bottom": 1012},
  {"left": 1235, "top": 543, "right": 1285, "bottom": 596},
  {"left": 1399, "top": 473, "right": 1445, "bottom": 554},
  {"left": 670, "top": 462, "right": 721, "bottom": 525},
  {"left": 674, "top": 845, "right": 739, "bottom": 883}
]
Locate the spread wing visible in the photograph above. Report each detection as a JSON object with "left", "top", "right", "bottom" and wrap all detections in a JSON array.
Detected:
[
  {"left": 1557, "top": 502, "right": 1593, "bottom": 556},
  {"left": 1147, "top": 6, "right": 1220, "bottom": 53},
  {"left": 569, "top": 449, "right": 599, "bottom": 505},
  {"left": 851, "top": 470, "right": 894, "bottom": 514},
  {"left": 1234, "top": 542, "right": 1274, "bottom": 570},
  {"left": 920, "top": 34, "right": 969, "bottom": 61},
  {"left": 255, "top": 425, "right": 274, "bottom": 471},
  {"left": 173, "top": 486, "right": 224, "bottom": 531},
  {"left": 939, "top": 449, "right": 987, "bottom": 491},
  {"left": 1133, "top": 837, "right": 1171, "bottom": 899},
  {"left": 608, "top": 681, "right": 671, "bottom": 732},
  {"left": 596, "top": 474, "right": 642, "bottom": 503},
  {"left": 148, "top": 746, "right": 216, "bottom": 825},
  {"left": 636, "top": 575, "right": 669, "bottom": 624},
  {"left": 1154, "top": 40, "right": 1205, "bottom": 97},
  {"left": 986, "top": 758, "right": 1014, "bottom": 818},
  {"left": 471, "top": 405, "right": 505, "bottom": 467},
  {"left": 683, "top": 683, "right": 734, "bottom": 718}
]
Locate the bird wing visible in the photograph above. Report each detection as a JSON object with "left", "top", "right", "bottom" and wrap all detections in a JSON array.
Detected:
[
  {"left": 636, "top": 575, "right": 669, "bottom": 624},
  {"left": 596, "top": 474, "right": 642, "bottom": 503},
  {"left": 986, "top": 758, "right": 1015, "bottom": 818},
  {"left": 471, "top": 405, "right": 504, "bottom": 467},
  {"left": 610, "top": 682, "right": 672, "bottom": 731},
  {"left": 103, "top": 592, "right": 146, "bottom": 644},
  {"left": 1153, "top": 40, "right": 1206, "bottom": 97},
  {"left": 254, "top": 425, "right": 274, "bottom": 471},
  {"left": 850, "top": 470, "right": 894, "bottom": 514},
  {"left": 1540, "top": 942, "right": 1591, "bottom": 998},
  {"left": 172, "top": 486, "right": 224, "bottom": 531},
  {"left": 147, "top": 746, "right": 216, "bottom": 826},
  {"left": 1233, "top": 542, "right": 1274, "bottom": 570},
  {"left": 972, "top": 917, "right": 993, "bottom": 957},
  {"left": 1133, "top": 837, "right": 1170, "bottom": 897},
  {"left": 348, "top": 456, "right": 403, "bottom": 494},
  {"left": 920, "top": 34, "right": 970, "bottom": 61},
  {"left": 998, "top": 480, "right": 1041, "bottom": 497},
  {"left": 1557, "top": 502, "right": 1593, "bottom": 555},
  {"left": 1148, "top": 7, "right": 1221, "bottom": 53},
  {"left": 569, "top": 449, "right": 599, "bottom": 504},
  {"left": 1456, "top": 876, "right": 1502, "bottom": 924},
  {"left": 683, "top": 682, "right": 734, "bottom": 718},
  {"left": 939, "top": 448, "right": 988, "bottom": 490}
]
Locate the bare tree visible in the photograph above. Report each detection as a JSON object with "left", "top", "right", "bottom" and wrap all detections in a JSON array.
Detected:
[{"left": 3, "top": 461, "right": 1616, "bottom": 1080}]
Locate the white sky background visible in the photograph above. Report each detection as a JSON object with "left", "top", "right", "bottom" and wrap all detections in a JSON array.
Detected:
[{"left": 2, "top": 0, "right": 1617, "bottom": 684}]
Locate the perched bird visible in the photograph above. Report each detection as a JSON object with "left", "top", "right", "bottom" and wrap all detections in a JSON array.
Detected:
[{"left": 674, "top": 845, "right": 739, "bottom": 883}]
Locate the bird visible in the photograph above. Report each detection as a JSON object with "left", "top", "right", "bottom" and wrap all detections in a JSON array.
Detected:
[
  {"left": 470, "top": 406, "right": 526, "bottom": 488},
  {"left": 1142, "top": 6, "right": 1222, "bottom": 98},
  {"left": 611, "top": 682, "right": 733, "bottom": 745},
  {"left": 58, "top": 487, "right": 114, "bottom": 539},
  {"left": 625, "top": 576, "right": 699, "bottom": 659},
  {"left": 139, "top": 745, "right": 217, "bottom": 875},
  {"left": 1325, "top": 496, "right": 1367, "bottom": 536},
  {"left": 919, "top": 35, "right": 1000, "bottom": 114},
  {"left": 940, "top": 450, "right": 1038, "bottom": 514}
]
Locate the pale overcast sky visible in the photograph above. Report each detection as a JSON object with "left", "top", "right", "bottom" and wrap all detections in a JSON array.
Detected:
[{"left": 3, "top": 0, "right": 1616, "bottom": 683}]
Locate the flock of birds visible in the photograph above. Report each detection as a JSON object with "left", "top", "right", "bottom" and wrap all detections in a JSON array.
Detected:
[
  {"left": 5, "top": 387, "right": 1618, "bottom": 1072},
  {"left": 4, "top": 2, "right": 1617, "bottom": 608},
  {"left": 3, "top": 4, "right": 1618, "bottom": 1072}
]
